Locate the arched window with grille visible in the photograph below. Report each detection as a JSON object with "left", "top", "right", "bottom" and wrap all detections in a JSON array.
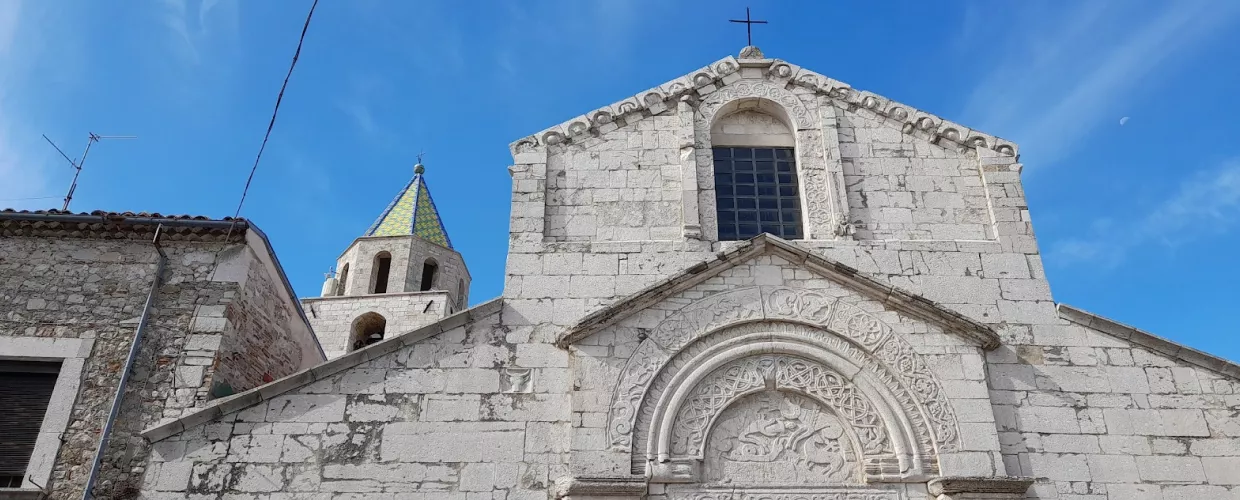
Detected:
[{"left": 709, "top": 99, "right": 802, "bottom": 241}]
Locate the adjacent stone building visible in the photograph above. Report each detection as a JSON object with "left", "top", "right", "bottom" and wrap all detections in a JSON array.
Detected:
[
  {"left": 3, "top": 45, "right": 1239, "bottom": 500},
  {"left": 0, "top": 211, "right": 323, "bottom": 499}
]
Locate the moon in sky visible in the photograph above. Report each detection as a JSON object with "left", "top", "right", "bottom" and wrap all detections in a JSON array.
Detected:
[{"left": 1119, "top": 116, "right": 1130, "bottom": 126}]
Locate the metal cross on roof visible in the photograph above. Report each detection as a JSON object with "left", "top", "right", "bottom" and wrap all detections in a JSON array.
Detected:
[{"left": 729, "top": 7, "right": 767, "bottom": 47}]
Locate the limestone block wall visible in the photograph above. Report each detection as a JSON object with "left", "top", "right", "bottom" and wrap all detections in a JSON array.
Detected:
[
  {"left": 543, "top": 114, "right": 686, "bottom": 243},
  {"left": 302, "top": 290, "right": 452, "bottom": 359},
  {"left": 838, "top": 108, "right": 997, "bottom": 242},
  {"left": 0, "top": 234, "right": 320, "bottom": 498},
  {"left": 989, "top": 310, "right": 1240, "bottom": 498},
  {"left": 142, "top": 302, "right": 574, "bottom": 499}
]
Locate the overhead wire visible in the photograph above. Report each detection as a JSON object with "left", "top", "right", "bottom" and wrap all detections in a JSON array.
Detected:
[{"left": 226, "top": 0, "right": 320, "bottom": 239}]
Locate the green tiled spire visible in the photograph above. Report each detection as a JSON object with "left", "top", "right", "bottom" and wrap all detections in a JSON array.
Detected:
[{"left": 364, "top": 164, "right": 453, "bottom": 248}]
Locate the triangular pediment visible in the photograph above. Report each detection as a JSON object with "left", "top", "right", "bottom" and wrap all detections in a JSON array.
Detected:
[
  {"left": 555, "top": 234, "right": 1000, "bottom": 349},
  {"left": 510, "top": 48, "right": 1019, "bottom": 161}
]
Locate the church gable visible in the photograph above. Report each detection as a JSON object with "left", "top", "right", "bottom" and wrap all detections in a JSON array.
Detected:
[
  {"left": 509, "top": 54, "right": 1017, "bottom": 161},
  {"left": 507, "top": 48, "right": 1026, "bottom": 248},
  {"left": 562, "top": 235, "right": 1006, "bottom": 489},
  {"left": 558, "top": 234, "right": 999, "bottom": 349}
]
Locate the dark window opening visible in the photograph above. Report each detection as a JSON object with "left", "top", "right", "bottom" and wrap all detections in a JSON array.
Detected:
[
  {"left": 350, "top": 313, "right": 387, "bottom": 351},
  {"left": 712, "top": 146, "right": 802, "bottom": 241},
  {"left": 336, "top": 263, "right": 350, "bottom": 296},
  {"left": 0, "top": 360, "right": 61, "bottom": 488},
  {"left": 372, "top": 253, "right": 392, "bottom": 294},
  {"left": 419, "top": 259, "right": 438, "bottom": 292}
]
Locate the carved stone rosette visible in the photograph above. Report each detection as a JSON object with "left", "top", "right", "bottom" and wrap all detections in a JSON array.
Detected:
[{"left": 605, "top": 286, "right": 962, "bottom": 491}]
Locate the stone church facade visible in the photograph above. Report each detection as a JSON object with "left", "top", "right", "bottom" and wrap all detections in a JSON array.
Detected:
[{"left": 2, "top": 46, "right": 1238, "bottom": 499}]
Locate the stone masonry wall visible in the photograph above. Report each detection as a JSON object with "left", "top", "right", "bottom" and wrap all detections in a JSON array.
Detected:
[
  {"left": 302, "top": 291, "right": 451, "bottom": 359},
  {"left": 0, "top": 233, "right": 320, "bottom": 499},
  {"left": 212, "top": 251, "right": 317, "bottom": 398},
  {"left": 1, "top": 237, "right": 237, "bottom": 499},
  {"left": 142, "top": 304, "right": 574, "bottom": 499},
  {"left": 838, "top": 108, "right": 996, "bottom": 242},
  {"left": 990, "top": 318, "right": 1240, "bottom": 498},
  {"left": 543, "top": 113, "right": 686, "bottom": 243},
  {"left": 334, "top": 236, "right": 469, "bottom": 308}
]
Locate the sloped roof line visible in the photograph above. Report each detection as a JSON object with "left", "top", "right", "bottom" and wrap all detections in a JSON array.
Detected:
[
  {"left": 1057, "top": 304, "right": 1240, "bottom": 380},
  {"left": 555, "top": 234, "right": 1001, "bottom": 350},
  {"left": 140, "top": 299, "right": 504, "bottom": 443},
  {"left": 365, "top": 175, "right": 418, "bottom": 236},
  {"left": 508, "top": 49, "right": 1019, "bottom": 160}
]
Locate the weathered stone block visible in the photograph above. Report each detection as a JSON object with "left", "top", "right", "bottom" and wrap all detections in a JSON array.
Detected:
[{"left": 1136, "top": 456, "right": 1206, "bottom": 482}]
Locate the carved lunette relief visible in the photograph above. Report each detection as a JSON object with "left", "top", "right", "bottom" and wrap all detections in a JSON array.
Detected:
[
  {"left": 605, "top": 286, "right": 960, "bottom": 475},
  {"left": 670, "top": 355, "right": 890, "bottom": 458}
]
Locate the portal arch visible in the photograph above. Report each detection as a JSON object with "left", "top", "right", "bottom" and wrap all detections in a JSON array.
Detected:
[{"left": 633, "top": 323, "right": 936, "bottom": 485}]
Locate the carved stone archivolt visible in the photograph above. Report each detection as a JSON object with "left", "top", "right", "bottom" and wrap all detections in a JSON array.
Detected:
[
  {"left": 606, "top": 286, "right": 960, "bottom": 487},
  {"left": 697, "top": 81, "right": 814, "bottom": 130}
]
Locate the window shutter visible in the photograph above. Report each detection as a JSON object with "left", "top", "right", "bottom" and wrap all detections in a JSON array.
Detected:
[{"left": 0, "top": 361, "right": 61, "bottom": 485}]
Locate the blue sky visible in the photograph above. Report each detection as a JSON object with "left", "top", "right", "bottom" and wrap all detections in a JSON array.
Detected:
[{"left": 3, "top": 1, "right": 1238, "bottom": 361}]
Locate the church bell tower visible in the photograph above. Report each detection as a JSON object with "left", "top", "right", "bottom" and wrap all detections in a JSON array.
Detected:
[{"left": 301, "top": 162, "right": 471, "bottom": 358}]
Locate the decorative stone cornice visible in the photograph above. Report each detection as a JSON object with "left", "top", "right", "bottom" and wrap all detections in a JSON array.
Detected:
[
  {"left": 927, "top": 476, "right": 1034, "bottom": 498},
  {"left": 555, "top": 233, "right": 1001, "bottom": 350},
  {"left": 509, "top": 48, "right": 1018, "bottom": 160}
]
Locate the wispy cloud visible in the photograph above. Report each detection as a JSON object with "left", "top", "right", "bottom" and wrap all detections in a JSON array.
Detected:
[
  {"left": 1051, "top": 159, "right": 1240, "bottom": 267},
  {"left": 336, "top": 73, "right": 397, "bottom": 146},
  {"left": 160, "top": 0, "right": 239, "bottom": 67},
  {"left": 959, "top": 1, "right": 1240, "bottom": 165},
  {"left": 0, "top": 1, "right": 55, "bottom": 208}
]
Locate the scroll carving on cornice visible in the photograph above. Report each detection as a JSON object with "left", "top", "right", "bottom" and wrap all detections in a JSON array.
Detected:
[{"left": 508, "top": 53, "right": 1019, "bottom": 160}]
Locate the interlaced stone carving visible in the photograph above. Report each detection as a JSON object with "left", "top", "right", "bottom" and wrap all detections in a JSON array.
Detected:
[
  {"left": 828, "top": 302, "right": 891, "bottom": 351},
  {"left": 874, "top": 338, "right": 958, "bottom": 451},
  {"left": 652, "top": 287, "right": 763, "bottom": 351},
  {"left": 617, "top": 289, "right": 960, "bottom": 475},
  {"left": 764, "top": 288, "right": 834, "bottom": 324},
  {"left": 699, "top": 81, "right": 815, "bottom": 130},
  {"left": 670, "top": 355, "right": 890, "bottom": 459},
  {"left": 609, "top": 340, "right": 670, "bottom": 449}
]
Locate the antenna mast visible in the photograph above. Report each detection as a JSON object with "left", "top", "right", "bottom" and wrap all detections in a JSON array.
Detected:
[{"left": 43, "top": 132, "right": 136, "bottom": 211}]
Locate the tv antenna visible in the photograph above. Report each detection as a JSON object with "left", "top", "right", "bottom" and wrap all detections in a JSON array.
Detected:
[{"left": 43, "top": 132, "right": 137, "bottom": 211}]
